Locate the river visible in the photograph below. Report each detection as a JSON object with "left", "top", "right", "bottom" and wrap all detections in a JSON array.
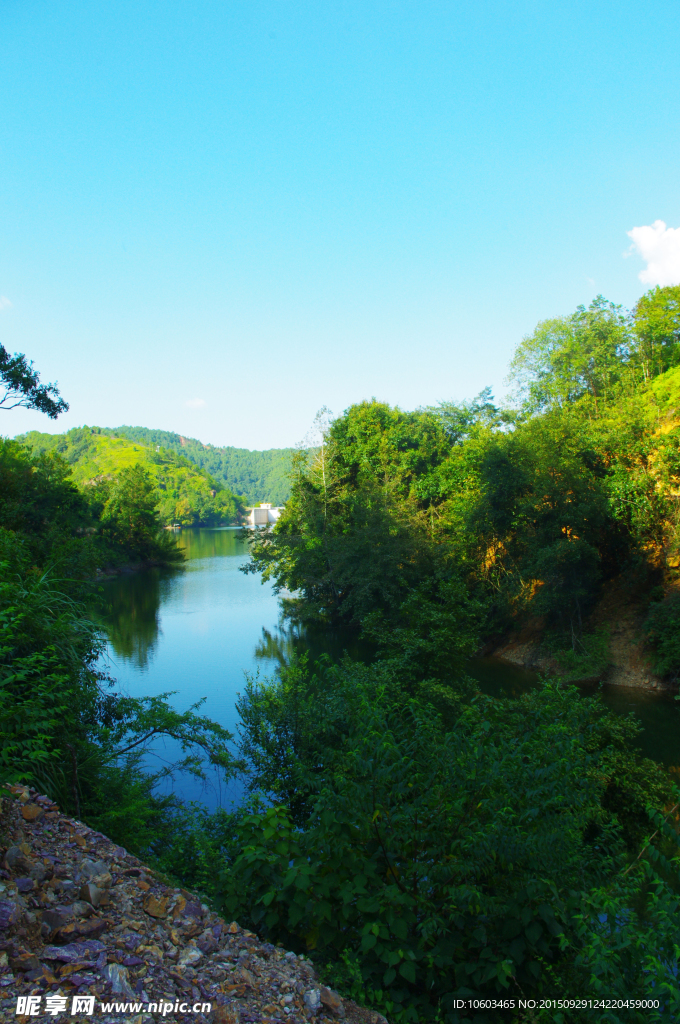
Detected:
[{"left": 96, "top": 527, "right": 680, "bottom": 808}]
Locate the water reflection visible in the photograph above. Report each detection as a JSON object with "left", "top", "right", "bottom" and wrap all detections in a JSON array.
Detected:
[
  {"left": 253, "top": 619, "right": 374, "bottom": 671},
  {"left": 470, "top": 656, "right": 680, "bottom": 768},
  {"left": 95, "top": 568, "right": 175, "bottom": 669},
  {"left": 92, "top": 528, "right": 680, "bottom": 812}
]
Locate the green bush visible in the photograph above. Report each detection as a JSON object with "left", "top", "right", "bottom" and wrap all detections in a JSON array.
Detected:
[{"left": 219, "top": 679, "right": 680, "bottom": 1022}]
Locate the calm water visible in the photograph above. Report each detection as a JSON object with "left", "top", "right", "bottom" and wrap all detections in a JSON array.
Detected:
[{"left": 96, "top": 528, "right": 680, "bottom": 808}]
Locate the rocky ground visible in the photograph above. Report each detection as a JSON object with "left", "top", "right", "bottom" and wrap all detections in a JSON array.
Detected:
[{"left": 0, "top": 786, "right": 387, "bottom": 1024}]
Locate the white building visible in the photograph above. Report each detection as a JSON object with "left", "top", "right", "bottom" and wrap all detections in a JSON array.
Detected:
[{"left": 246, "top": 503, "right": 284, "bottom": 527}]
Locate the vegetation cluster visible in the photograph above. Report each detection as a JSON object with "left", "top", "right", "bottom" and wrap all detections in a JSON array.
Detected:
[
  {"left": 3, "top": 286, "right": 680, "bottom": 1022},
  {"left": 100, "top": 424, "right": 295, "bottom": 506},
  {"left": 226, "top": 287, "right": 680, "bottom": 1020},
  {"left": 17, "top": 427, "right": 245, "bottom": 528}
]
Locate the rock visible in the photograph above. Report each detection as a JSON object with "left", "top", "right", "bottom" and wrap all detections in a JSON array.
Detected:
[
  {"left": 56, "top": 917, "right": 108, "bottom": 941},
  {"left": 214, "top": 1005, "right": 240, "bottom": 1023},
  {"left": 196, "top": 928, "right": 218, "bottom": 954},
  {"left": 304, "top": 989, "right": 321, "bottom": 1014},
  {"left": 42, "top": 940, "right": 106, "bottom": 965},
  {"left": 103, "top": 962, "right": 136, "bottom": 999},
  {"left": 320, "top": 986, "right": 345, "bottom": 1018},
  {"left": 10, "top": 953, "right": 41, "bottom": 973},
  {"left": 21, "top": 804, "right": 44, "bottom": 822},
  {"left": 15, "top": 878, "right": 34, "bottom": 893},
  {"left": 143, "top": 893, "right": 168, "bottom": 919},
  {"left": 41, "top": 907, "right": 74, "bottom": 934},
  {"left": 80, "top": 882, "right": 104, "bottom": 907},
  {"left": 28, "top": 862, "right": 48, "bottom": 883},
  {"left": 237, "top": 967, "right": 255, "bottom": 987},
  {"left": 2, "top": 784, "right": 380, "bottom": 1024},
  {"left": 79, "top": 859, "right": 110, "bottom": 882},
  {"left": 4, "top": 846, "right": 26, "bottom": 870},
  {"left": 0, "top": 900, "right": 22, "bottom": 930},
  {"left": 183, "top": 900, "right": 204, "bottom": 920},
  {"left": 178, "top": 944, "right": 203, "bottom": 968},
  {"left": 368, "top": 1014, "right": 389, "bottom": 1024},
  {"left": 69, "top": 900, "right": 94, "bottom": 918}
]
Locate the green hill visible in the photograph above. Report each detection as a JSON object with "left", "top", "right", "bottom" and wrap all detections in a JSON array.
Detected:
[
  {"left": 17, "top": 427, "right": 244, "bottom": 527},
  {"left": 103, "top": 426, "right": 294, "bottom": 505}
]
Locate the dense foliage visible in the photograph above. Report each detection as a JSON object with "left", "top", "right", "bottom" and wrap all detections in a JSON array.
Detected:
[
  {"left": 225, "top": 287, "right": 680, "bottom": 1020},
  {"left": 102, "top": 424, "right": 295, "bottom": 506},
  {"left": 0, "top": 436, "right": 239, "bottom": 853},
  {"left": 17, "top": 426, "right": 244, "bottom": 527},
  {"left": 0, "top": 342, "right": 68, "bottom": 418},
  {"left": 4, "top": 287, "right": 680, "bottom": 1022}
]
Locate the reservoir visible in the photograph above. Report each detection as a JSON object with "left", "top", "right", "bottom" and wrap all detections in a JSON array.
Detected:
[{"left": 97, "top": 527, "right": 680, "bottom": 808}]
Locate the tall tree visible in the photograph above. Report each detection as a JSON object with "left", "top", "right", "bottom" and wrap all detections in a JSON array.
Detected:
[
  {"left": 631, "top": 285, "right": 680, "bottom": 380},
  {"left": 508, "top": 295, "right": 629, "bottom": 417}
]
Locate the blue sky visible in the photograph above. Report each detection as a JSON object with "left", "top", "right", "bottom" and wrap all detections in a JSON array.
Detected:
[{"left": 2, "top": 0, "right": 680, "bottom": 448}]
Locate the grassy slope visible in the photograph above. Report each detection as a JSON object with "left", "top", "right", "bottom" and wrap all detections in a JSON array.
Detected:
[
  {"left": 104, "top": 426, "right": 294, "bottom": 505},
  {"left": 16, "top": 428, "right": 243, "bottom": 526}
]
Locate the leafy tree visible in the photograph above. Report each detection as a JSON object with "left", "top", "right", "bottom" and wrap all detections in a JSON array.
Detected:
[
  {"left": 100, "top": 464, "right": 162, "bottom": 559},
  {"left": 0, "top": 344, "right": 69, "bottom": 418},
  {"left": 508, "top": 296, "right": 630, "bottom": 417},
  {"left": 631, "top": 284, "right": 680, "bottom": 380}
]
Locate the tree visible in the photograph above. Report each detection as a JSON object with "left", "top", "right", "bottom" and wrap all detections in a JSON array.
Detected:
[
  {"left": 508, "top": 296, "right": 629, "bottom": 417},
  {"left": 631, "top": 285, "right": 680, "bottom": 380},
  {"left": 101, "top": 464, "right": 160, "bottom": 558},
  {"left": 0, "top": 345, "right": 69, "bottom": 419}
]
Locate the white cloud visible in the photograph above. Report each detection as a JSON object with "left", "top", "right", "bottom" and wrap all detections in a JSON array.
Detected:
[
  {"left": 626, "top": 220, "right": 680, "bottom": 287},
  {"left": 0, "top": 296, "right": 12, "bottom": 311},
  {"left": 184, "top": 398, "right": 207, "bottom": 409}
]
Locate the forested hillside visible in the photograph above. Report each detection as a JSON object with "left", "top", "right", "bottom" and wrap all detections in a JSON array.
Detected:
[
  {"left": 102, "top": 425, "right": 295, "bottom": 505},
  {"left": 250, "top": 288, "right": 680, "bottom": 686},
  {"left": 17, "top": 427, "right": 244, "bottom": 527}
]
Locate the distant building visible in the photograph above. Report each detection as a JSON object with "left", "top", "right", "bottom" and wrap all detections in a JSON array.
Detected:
[{"left": 246, "top": 503, "right": 284, "bottom": 527}]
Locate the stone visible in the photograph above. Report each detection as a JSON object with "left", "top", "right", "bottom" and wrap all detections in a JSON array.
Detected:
[
  {"left": 15, "top": 878, "right": 34, "bottom": 893},
  {"left": 214, "top": 1006, "right": 240, "bottom": 1024},
  {"left": 28, "top": 862, "right": 48, "bottom": 883},
  {"left": 42, "top": 940, "right": 106, "bottom": 964},
  {"left": 4, "top": 846, "right": 27, "bottom": 871},
  {"left": 79, "top": 859, "right": 110, "bottom": 881},
  {"left": 56, "top": 917, "right": 108, "bottom": 941},
  {"left": 103, "top": 962, "right": 136, "bottom": 999},
  {"left": 183, "top": 900, "right": 204, "bottom": 920},
  {"left": 21, "top": 804, "right": 44, "bottom": 822},
  {"left": 304, "top": 989, "right": 321, "bottom": 1014},
  {"left": 80, "top": 882, "right": 104, "bottom": 907},
  {"left": 41, "top": 907, "right": 74, "bottom": 934},
  {"left": 227, "top": 921, "right": 240, "bottom": 934},
  {"left": 178, "top": 944, "right": 203, "bottom": 968},
  {"left": 196, "top": 928, "right": 219, "bottom": 955},
  {"left": 143, "top": 894, "right": 168, "bottom": 919},
  {"left": 320, "top": 986, "right": 345, "bottom": 1018},
  {"left": 0, "top": 900, "right": 22, "bottom": 930},
  {"left": 69, "top": 899, "right": 95, "bottom": 918},
  {"left": 10, "top": 952, "right": 42, "bottom": 973}
]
